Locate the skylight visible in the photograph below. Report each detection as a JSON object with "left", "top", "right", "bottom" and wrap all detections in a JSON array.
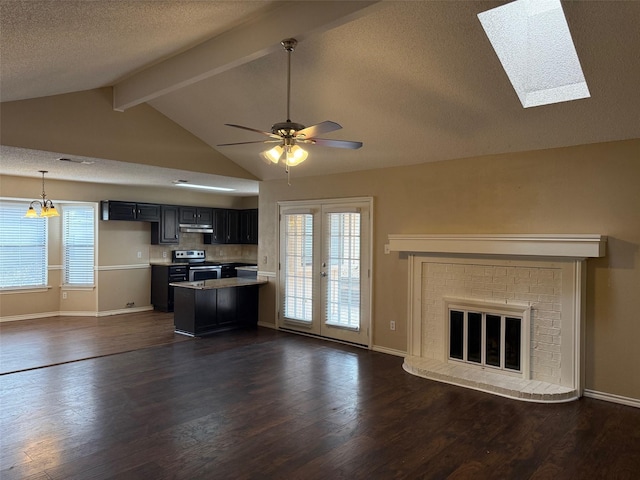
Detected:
[{"left": 478, "top": 0, "right": 590, "bottom": 108}]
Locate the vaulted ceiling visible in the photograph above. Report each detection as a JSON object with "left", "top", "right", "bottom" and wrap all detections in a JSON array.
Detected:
[{"left": 1, "top": 1, "right": 639, "bottom": 194}]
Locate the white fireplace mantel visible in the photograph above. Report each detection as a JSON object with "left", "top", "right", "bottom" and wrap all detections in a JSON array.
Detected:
[{"left": 386, "top": 234, "right": 606, "bottom": 259}]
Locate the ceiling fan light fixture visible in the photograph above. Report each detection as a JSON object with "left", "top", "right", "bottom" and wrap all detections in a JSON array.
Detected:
[
  {"left": 284, "top": 145, "right": 308, "bottom": 167},
  {"left": 262, "top": 145, "right": 284, "bottom": 164},
  {"left": 218, "top": 37, "right": 362, "bottom": 178}
]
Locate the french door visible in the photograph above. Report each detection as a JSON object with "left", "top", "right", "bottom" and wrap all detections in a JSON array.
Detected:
[{"left": 278, "top": 198, "right": 371, "bottom": 347}]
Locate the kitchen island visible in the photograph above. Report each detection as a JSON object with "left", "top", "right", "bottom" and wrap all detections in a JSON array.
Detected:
[{"left": 170, "top": 277, "right": 267, "bottom": 336}]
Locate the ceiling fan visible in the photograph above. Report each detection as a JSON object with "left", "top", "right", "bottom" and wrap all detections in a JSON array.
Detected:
[{"left": 217, "top": 38, "right": 362, "bottom": 172}]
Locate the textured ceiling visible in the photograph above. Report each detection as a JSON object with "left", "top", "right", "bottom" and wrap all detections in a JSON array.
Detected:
[{"left": 1, "top": 1, "right": 639, "bottom": 192}]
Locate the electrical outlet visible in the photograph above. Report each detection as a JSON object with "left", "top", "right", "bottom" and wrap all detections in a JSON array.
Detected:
[
  {"left": 137, "top": 251, "right": 142, "bottom": 258},
  {"left": 263, "top": 255, "right": 268, "bottom": 264},
  {"left": 62, "top": 292, "right": 68, "bottom": 300},
  {"left": 162, "top": 251, "right": 167, "bottom": 258},
  {"left": 390, "top": 320, "right": 396, "bottom": 331}
]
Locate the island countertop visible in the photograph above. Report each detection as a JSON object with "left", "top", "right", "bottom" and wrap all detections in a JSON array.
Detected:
[{"left": 170, "top": 277, "right": 267, "bottom": 290}]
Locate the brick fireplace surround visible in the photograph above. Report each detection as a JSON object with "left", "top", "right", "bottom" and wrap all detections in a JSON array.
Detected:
[{"left": 386, "top": 234, "right": 606, "bottom": 403}]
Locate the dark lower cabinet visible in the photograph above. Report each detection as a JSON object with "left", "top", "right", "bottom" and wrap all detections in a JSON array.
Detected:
[
  {"left": 173, "top": 285, "right": 259, "bottom": 336},
  {"left": 151, "top": 265, "right": 187, "bottom": 312}
]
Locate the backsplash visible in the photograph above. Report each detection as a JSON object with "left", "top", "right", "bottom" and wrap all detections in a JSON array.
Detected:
[{"left": 149, "top": 233, "right": 257, "bottom": 263}]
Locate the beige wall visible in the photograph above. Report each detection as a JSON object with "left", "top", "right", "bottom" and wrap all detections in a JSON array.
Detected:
[
  {"left": 1, "top": 88, "right": 256, "bottom": 180},
  {"left": 258, "top": 139, "right": 640, "bottom": 400},
  {"left": 0, "top": 174, "right": 257, "bottom": 318}
]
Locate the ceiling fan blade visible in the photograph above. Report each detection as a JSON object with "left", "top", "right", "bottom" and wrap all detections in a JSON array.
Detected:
[
  {"left": 307, "top": 138, "right": 363, "bottom": 149},
  {"left": 224, "top": 124, "right": 281, "bottom": 139},
  {"left": 296, "top": 121, "right": 342, "bottom": 138},
  {"left": 217, "top": 140, "right": 281, "bottom": 147}
]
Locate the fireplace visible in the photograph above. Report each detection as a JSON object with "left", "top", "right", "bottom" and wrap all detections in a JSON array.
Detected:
[{"left": 386, "top": 234, "right": 606, "bottom": 402}]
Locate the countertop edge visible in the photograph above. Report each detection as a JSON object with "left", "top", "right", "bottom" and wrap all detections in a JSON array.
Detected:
[{"left": 170, "top": 278, "right": 267, "bottom": 290}]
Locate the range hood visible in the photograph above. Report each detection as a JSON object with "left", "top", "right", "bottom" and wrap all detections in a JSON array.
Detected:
[{"left": 179, "top": 224, "right": 214, "bottom": 234}]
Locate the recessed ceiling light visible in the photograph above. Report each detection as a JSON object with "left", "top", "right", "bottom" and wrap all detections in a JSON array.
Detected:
[
  {"left": 478, "top": 0, "right": 590, "bottom": 108},
  {"left": 174, "top": 182, "right": 235, "bottom": 192}
]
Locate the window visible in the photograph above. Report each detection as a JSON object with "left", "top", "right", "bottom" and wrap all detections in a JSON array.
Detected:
[
  {"left": 0, "top": 201, "right": 48, "bottom": 288},
  {"left": 63, "top": 205, "right": 95, "bottom": 286},
  {"left": 478, "top": 0, "right": 590, "bottom": 108},
  {"left": 283, "top": 213, "right": 314, "bottom": 322},
  {"left": 324, "top": 211, "right": 361, "bottom": 330}
]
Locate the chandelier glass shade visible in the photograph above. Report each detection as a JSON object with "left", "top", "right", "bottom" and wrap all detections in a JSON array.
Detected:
[{"left": 25, "top": 170, "right": 59, "bottom": 218}]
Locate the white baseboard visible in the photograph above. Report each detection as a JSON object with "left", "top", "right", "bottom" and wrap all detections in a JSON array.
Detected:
[
  {"left": 371, "top": 345, "right": 407, "bottom": 357},
  {"left": 372, "top": 345, "right": 407, "bottom": 357},
  {"left": 0, "top": 311, "right": 60, "bottom": 322},
  {"left": 58, "top": 310, "right": 102, "bottom": 317},
  {"left": 583, "top": 389, "right": 640, "bottom": 409},
  {"left": 1, "top": 306, "right": 154, "bottom": 322},
  {"left": 96, "top": 306, "right": 153, "bottom": 317}
]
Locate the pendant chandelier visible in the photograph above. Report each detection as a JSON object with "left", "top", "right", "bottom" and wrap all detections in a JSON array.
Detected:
[{"left": 25, "top": 170, "right": 59, "bottom": 218}]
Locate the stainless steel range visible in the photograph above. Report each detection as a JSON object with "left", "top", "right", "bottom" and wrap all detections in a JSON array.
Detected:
[{"left": 172, "top": 250, "right": 222, "bottom": 281}]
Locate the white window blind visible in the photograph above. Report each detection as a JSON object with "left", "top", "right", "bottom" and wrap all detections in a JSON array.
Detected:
[
  {"left": 283, "top": 213, "right": 313, "bottom": 322},
  {"left": 0, "top": 201, "right": 48, "bottom": 288},
  {"left": 63, "top": 205, "right": 95, "bottom": 286},
  {"left": 324, "top": 212, "right": 361, "bottom": 330}
]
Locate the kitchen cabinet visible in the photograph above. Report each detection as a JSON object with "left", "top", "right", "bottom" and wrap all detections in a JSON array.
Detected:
[
  {"left": 172, "top": 279, "right": 265, "bottom": 336},
  {"left": 101, "top": 201, "right": 160, "bottom": 221},
  {"left": 151, "top": 205, "right": 179, "bottom": 244},
  {"left": 204, "top": 208, "right": 239, "bottom": 244},
  {"left": 102, "top": 200, "right": 257, "bottom": 245},
  {"left": 226, "top": 209, "right": 240, "bottom": 244},
  {"left": 179, "top": 207, "right": 213, "bottom": 225},
  {"left": 151, "top": 264, "right": 187, "bottom": 312},
  {"left": 239, "top": 209, "right": 258, "bottom": 244}
]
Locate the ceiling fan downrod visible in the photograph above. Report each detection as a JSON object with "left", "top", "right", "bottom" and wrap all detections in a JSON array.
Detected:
[{"left": 281, "top": 38, "right": 297, "bottom": 124}]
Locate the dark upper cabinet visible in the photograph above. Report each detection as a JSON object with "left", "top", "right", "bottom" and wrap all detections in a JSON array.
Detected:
[
  {"left": 102, "top": 200, "right": 256, "bottom": 245},
  {"left": 101, "top": 201, "right": 160, "bottom": 222},
  {"left": 226, "top": 209, "right": 240, "bottom": 244},
  {"left": 179, "top": 207, "right": 213, "bottom": 225},
  {"left": 239, "top": 209, "right": 258, "bottom": 244},
  {"left": 205, "top": 208, "right": 241, "bottom": 244},
  {"left": 204, "top": 208, "right": 226, "bottom": 244},
  {"left": 151, "top": 206, "right": 179, "bottom": 245}
]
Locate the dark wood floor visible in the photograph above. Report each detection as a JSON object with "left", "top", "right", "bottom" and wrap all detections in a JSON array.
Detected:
[
  {"left": 1, "top": 313, "right": 639, "bottom": 479},
  {"left": 0, "top": 311, "right": 188, "bottom": 374}
]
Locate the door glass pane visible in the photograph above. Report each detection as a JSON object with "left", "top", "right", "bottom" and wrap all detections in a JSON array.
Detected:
[
  {"left": 449, "top": 310, "right": 464, "bottom": 360},
  {"left": 486, "top": 314, "right": 501, "bottom": 367},
  {"left": 467, "top": 312, "right": 482, "bottom": 363},
  {"left": 283, "top": 214, "right": 313, "bottom": 322},
  {"left": 325, "top": 212, "right": 360, "bottom": 329},
  {"left": 505, "top": 317, "right": 522, "bottom": 371}
]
